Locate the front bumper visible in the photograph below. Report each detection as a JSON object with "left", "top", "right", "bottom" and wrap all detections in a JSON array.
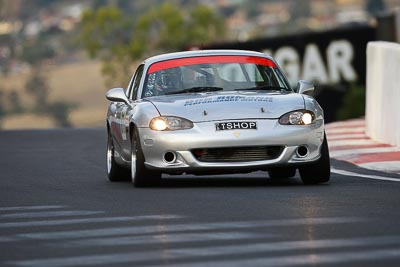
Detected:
[{"left": 139, "top": 119, "right": 324, "bottom": 173}]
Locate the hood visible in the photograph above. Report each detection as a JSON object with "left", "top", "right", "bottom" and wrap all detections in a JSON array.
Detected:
[{"left": 146, "top": 91, "right": 304, "bottom": 122}]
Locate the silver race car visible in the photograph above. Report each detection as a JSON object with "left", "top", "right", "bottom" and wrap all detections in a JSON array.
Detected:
[{"left": 106, "top": 50, "right": 330, "bottom": 186}]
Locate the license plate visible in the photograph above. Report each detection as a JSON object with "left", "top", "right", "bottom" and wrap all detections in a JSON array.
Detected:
[{"left": 215, "top": 121, "right": 257, "bottom": 131}]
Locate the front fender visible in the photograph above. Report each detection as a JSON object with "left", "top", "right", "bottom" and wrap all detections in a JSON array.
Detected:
[
  {"left": 303, "top": 95, "right": 324, "bottom": 122},
  {"left": 129, "top": 101, "right": 161, "bottom": 128}
]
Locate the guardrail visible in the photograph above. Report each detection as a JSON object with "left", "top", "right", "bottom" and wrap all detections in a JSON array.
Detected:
[{"left": 366, "top": 41, "right": 400, "bottom": 147}]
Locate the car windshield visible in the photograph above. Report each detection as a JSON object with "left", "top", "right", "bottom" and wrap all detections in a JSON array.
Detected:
[{"left": 142, "top": 55, "right": 291, "bottom": 97}]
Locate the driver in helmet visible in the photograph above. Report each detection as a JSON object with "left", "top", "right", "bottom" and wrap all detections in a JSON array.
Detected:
[{"left": 153, "top": 67, "right": 183, "bottom": 95}]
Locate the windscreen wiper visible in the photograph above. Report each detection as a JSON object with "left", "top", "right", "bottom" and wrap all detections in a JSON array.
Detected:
[
  {"left": 234, "top": 85, "right": 288, "bottom": 91},
  {"left": 165, "top": 86, "right": 223, "bottom": 95}
]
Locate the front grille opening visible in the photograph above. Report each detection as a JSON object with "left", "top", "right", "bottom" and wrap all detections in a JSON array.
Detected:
[{"left": 191, "top": 146, "right": 284, "bottom": 162}]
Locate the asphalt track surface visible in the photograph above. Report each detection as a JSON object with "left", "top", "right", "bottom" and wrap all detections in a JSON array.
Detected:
[{"left": 1, "top": 128, "right": 400, "bottom": 267}]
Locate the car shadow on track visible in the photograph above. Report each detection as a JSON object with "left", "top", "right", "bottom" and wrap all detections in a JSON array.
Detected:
[
  {"left": 107, "top": 172, "right": 333, "bottom": 188},
  {"left": 149, "top": 171, "right": 311, "bottom": 188},
  {"left": 158, "top": 177, "right": 304, "bottom": 188}
]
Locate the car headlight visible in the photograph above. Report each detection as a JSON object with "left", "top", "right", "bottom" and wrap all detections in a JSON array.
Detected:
[
  {"left": 149, "top": 116, "right": 194, "bottom": 131},
  {"left": 279, "top": 110, "right": 315, "bottom": 125}
]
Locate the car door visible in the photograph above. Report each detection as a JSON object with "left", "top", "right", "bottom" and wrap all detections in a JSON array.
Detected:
[
  {"left": 119, "top": 64, "right": 145, "bottom": 160},
  {"left": 108, "top": 74, "right": 133, "bottom": 158}
]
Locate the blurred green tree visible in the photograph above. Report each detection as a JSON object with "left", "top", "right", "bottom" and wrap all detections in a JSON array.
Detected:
[
  {"left": 20, "top": 38, "right": 56, "bottom": 66},
  {"left": 45, "top": 101, "right": 77, "bottom": 128},
  {"left": 0, "top": 90, "right": 4, "bottom": 129},
  {"left": 8, "top": 90, "right": 23, "bottom": 114},
  {"left": 135, "top": 3, "right": 186, "bottom": 52},
  {"left": 291, "top": 0, "right": 311, "bottom": 20},
  {"left": 81, "top": 6, "right": 133, "bottom": 58},
  {"left": 81, "top": 6, "right": 135, "bottom": 86},
  {"left": 366, "top": 0, "right": 386, "bottom": 16},
  {"left": 187, "top": 4, "right": 225, "bottom": 46},
  {"left": 25, "top": 70, "right": 49, "bottom": 112},
  {"left": 25, "top": 71, "right": 77, "bottom": 127},
  {"left": 336, "top": 85, "right": 366, "bottom": 120},
  {"left": 80, "top": 3, "right": 225, "bottom": 86}
]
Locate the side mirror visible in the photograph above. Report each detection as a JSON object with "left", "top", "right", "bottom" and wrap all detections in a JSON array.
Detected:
[
  {"left": 296, "top": 80, "right": 314, "bottom": 95},
  {"left": 105, "top": 88, "right": 129, "bottom": 104}
]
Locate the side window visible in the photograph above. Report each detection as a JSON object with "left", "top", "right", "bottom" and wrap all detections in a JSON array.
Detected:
[
  {"left": 128, "top": 65, "right": 144, "bottom": 100},
  {"left": 125, "top": 76, "right": 134, "bottom": 97}
]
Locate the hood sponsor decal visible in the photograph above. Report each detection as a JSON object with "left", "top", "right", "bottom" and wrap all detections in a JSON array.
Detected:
[{"left": 184, "top": 96, "right": 273, "bottom": 106}]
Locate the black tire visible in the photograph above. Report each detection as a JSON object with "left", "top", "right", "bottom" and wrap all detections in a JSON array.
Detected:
[
  {"left": 268, "top": 168, "right": 296, "bottom": 180},
  {"left": 299, "top": 133, "right": 331, "bottom": 185},
  {"left": 131, "top": 128, "right": 161, "bottom": 187},
  {"left": 107, "top": 132, "right": 130, "bottom": 181}
]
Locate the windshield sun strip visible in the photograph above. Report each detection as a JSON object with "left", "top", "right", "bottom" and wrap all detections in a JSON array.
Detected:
[{"left": 148, "top": 56, "right": 277, "bottom": 74}]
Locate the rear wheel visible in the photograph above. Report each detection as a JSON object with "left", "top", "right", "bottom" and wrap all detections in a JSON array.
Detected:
[
  {"left": 107, "top": 132, "right": 130, "bottom": 181},
  {"left": 299, "top": 133, "right": 330, "bottom": 185},
  {"left": 131, "top": 128, "right": 161, "bottom": 187}
]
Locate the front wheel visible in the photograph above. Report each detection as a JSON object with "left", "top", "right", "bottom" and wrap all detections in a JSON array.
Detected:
[
  {"left": 299, "top": 133, "right": 331, "bottom": 185},
  {"left": 131, "top": 128, "right": 161, "bottom": 187},
  {"left": 107, "top": 132, "right": 130, "bottom": 181}
]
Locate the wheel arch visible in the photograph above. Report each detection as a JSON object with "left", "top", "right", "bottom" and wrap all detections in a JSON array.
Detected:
[
  {"left": 106, "top": 119, "right": 111, "bottom": 133},
  {"left": 129, "top": 122, "right": 136, "bottom": 142}
]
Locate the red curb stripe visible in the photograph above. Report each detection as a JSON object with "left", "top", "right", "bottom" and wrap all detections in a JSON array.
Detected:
[
  {"left": 326, "top": 131, "right": 365, "bottom": 136},
  {"left": 327, "top": 118, "right": 400, "bottom": 174},
  {"left": 325, "top": 123, "right": 365, "bottom": 130},
  {"left": 348, "top": 152, "right": 400, "bottom": 164},
  {"left": 327, "top": 136, "right": 369, "bottom": 141},
  {"left": 329, "top": 143, "right": 392, "bottom": 151}
]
